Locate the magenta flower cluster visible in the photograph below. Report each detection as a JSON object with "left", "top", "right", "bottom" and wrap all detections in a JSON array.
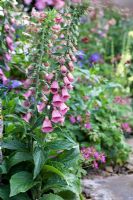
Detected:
[
  {"left": 69, "top": 113, "right": 92, "bottom": 130},
  {"left": 81, "top": 147, "right": 106, "bottom": 169}
]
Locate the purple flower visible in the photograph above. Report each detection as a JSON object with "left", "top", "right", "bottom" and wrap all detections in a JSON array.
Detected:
[
  {"left": 76, "top": 50, "right": 85, "bottom": 60},
  {"left": 89, "top": 53, "right": 102, "bottom": 64},
  {"left": 9, "top": 80, "right": 22, "bottom": 89},
  {"left": 69, "top": 116, "right": 76, "bottom": 124}
]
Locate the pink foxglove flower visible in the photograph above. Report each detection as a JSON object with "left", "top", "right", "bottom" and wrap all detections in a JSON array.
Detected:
[
  {"left": 67, "top": 72, "right": 74, "bottom": 82},
  {"left": 42, "top": 117, "right": 53, "bottom": 133},
  {"left": 59, "top": 57, "right": 66, "bottom": 64},
  {"left": 51, "top": 109, "right": 62, "bottom": 123},
  {"left": 52, "top": 94, "right": 62, "bottom": 107},
  {"left": 52, "top": 24, "right": 61, "bottom": 32},
  {"left": 51, "top": 81, "right": 59, "bottom": 94},
  {"left": 55, "top": 14, "right": 63, "bottom": 23},
  {"left": 4, "top": 24, "right": 10, "bottom": 32},
  {"left": 59, "top": 116, "right": 65, "bottom": 125},
  {"left": 61, "top": 65, "right": 67, "bottom": 74},
  {"left": 23, "top": 90, "right": 33, "bottom": 99},
  {"left": 45, "top": 73, "right": 54, "bottom": 81},
  {"left": 5, "top": 53, "right": 11, "bottom": 62},
  {"left": 61, "top": 88, "right": 70, "bottom": 102},
  {"left": 37, "top": 102, "right": 46, "bottom": 113},
  {"left": 63, "top": 77, "right": 71, "bottom": 87},
  {"left": 6, "top": 36, "right": 13, "bottom": 46},
  {"left": 23, "top": 79, "right": 32, "bottom": 89},
  {"left": 0, "top": 69, "right": 8, "bottom": 84},
  {"left": 22, "top": 112, "right": 32, "bottom": 123},
  {"left": 60, "top": 103, "right": 69, "bottom": 115}
]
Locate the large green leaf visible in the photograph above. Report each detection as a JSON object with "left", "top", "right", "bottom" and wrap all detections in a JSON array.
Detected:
[
  {"left": 0, "top": 185, "right": 31, "bottom": 200},
  {"left": 40, "top": 193, "right": 64, "bottom": 200},
  {"left": 2, "top": 140, "right": 26, "bottom": 150},
  {"left": 8, "top": 151, "right": 32, "bottom": 169},
  {"left": 42, "top": 165, "right": 67, "bottom": 183},
  {"left": 33, "top": 147, "right": 47, "bottom": 179},
  {"left": 10, "top": 171, "right": 38, "bottom": 197},
  {"left": 45, "top": 140, "right": 77, "bottom": 151}
]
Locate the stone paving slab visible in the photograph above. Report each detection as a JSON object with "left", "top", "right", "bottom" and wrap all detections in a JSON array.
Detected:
[{"left": 83, "top": 175, "right": 133, "bottom": 200}]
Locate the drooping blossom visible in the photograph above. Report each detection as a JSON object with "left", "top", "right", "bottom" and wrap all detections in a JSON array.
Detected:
[
  {"left": 37, "top": 102, "right": 46, "bottom": 113},
  {"left": 60, "top": 103, "right": 69, "bottom": 115},
  {"left": 42, "top": 117, "right": 53, "bottom": 133},
  {"left": 22, "top": 112, "right": 32, "bottom": 123},
  {"left": 52, "top": 94, "right": 62, "bottom": 107},
  {"left": 51, "top": 109, "right": 62, "bottom": 123},
  {"left": 61, "top": 88, "right": 70, "bottom": 102},
  {"left": 51, "top": 81, "right": 59, "bottom": 94}
]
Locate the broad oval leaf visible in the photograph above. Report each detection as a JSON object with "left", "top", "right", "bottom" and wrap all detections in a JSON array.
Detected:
[
  {"left": 8, "top": 151, "right": 32, "bottom": 169},
  {"left": 10, "top": 171, "right": 38, "bottom": 197}
]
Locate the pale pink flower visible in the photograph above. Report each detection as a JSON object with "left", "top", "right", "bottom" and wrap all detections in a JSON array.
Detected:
[
  {"left": 52, "top": 94, "right": 62, "bottom": 107},
  {"left": 6, "top": 36, "right": 13, "bottom": 46},
  {"left": 61, "top": 88, "right": 70, "bottom": 102},
  {"left": 45, "top": 73, "right": 54, "bottom": 81},
  {"left": 60, "top": 103, "right": 69, "bottom": 115},
  {"left": 22, "top": 112, "right": 32, "bottom": 123},
  {"left": 51, "top": 109, "right": 62, "bottom": 123},
  {"left": 51, "top": 81, "right": 59, "bottom": 94},
  {"left": 67, "top": 72, "right": 74, "bottom": 82},
  {"left": 37, "top": 102, "right": 46, "bottom": 113},
  {"left": 63, "top": 77, "right": 71, "bottom": 87},
  {"left": 23, "top": 79, "right": 32, "bottom": 89},
  {"left": 5, "top": 53, "right": 11, "bottom": 62},
  {"left": 42, "top": 117, "right": 53, "bottom": 133},
  {"left": 4, "top": 24, "right": 10, "bottom": 32},
  {"left": 23, "top": 90, "right": 33, "bottom": 99},
  {"left": 52, "top": 24, "right": 61, "bottom": 32},
  {"left": 55, "top": 14, "right": 63, "bottom": 23},
  {"left": 61, "top": 65, "right": 67, "bottom": 74}
]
